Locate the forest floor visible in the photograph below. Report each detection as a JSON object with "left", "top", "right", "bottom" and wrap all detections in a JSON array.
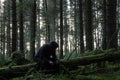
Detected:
[
  {"left": 9, "top": 49, "right": 120, "bottom": 80},
  {"left": 11, "top": 65, "right": 120, "bottom": 80}
]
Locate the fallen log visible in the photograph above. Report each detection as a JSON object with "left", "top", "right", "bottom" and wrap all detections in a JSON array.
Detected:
[
  {"left": 0, "top": 51, "right": 120, "bottom": 79},
  {"left": 60, "top": 51, "right": 120, "bottom": 68},
  {"left": 0, "top": 63, "right": 36, "bottom": 79}
]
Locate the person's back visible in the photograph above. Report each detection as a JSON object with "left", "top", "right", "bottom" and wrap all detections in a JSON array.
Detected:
[{"left": 35, "top": 44, "right": 51, "bottom": 61}]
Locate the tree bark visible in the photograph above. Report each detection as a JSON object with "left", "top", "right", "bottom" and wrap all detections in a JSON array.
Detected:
[
  {"left": 29, "top": 0, "right": 36, "bottom": 59},
  {"left": 84, "top": 0, "right": 93, "bottom": 50},
  {"left": 102, "top": 0, "right": 107, "bottom": 50},
  {"left": 6, "top": 0, "right": 11, "bottom": 56},
  {"left": 60, "top": 0, "right": 63, "bottom": 59},
  {"left": 106, "top": 0, "right": 117, "bottom": 49},
  {"left": 12, "top": 0, "right": 17, "bottom": 52},
  {"left": 19, "top": 0, "right": 24, "bottom": 51},
  {"left": 79, "top": 0, "right": 84, "bottom": 53}
]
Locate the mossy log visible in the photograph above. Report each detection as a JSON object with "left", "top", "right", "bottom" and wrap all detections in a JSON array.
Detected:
[
  {"left": 0, "top": 63, "right": 36, "bottom": 79},
  {"left": 60, "top": 52, "right": 120, "bottom": 68},
  {"left": 0, "top": 52, "right": 120, "bottom": 79}
]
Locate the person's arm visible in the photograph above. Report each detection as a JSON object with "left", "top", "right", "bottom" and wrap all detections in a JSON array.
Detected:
[
  {"left": 50, "top": 49, "right": 58, "bottom": 62},
  {"left": 52, "top": 53, "right": 57, "bottom": 60}
]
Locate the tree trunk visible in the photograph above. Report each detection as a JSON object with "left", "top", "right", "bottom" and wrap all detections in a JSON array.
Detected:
[
  {"left": 84, "top": 0, "right": 93, "bottom": 51},
  {"left": 36, "top": 0, "right": 41, "bottom": 50},
  {"left": 6, "top": 0, "right": 11, "bottom": 56},
  {"left": 106, "top": 0, "right": 118, "bottom": 49},
  {"left": 60, "top": 0, "right": 63, "bottom": 59},
  {"left": 43, "top": 0, "right": 50, "bottom": 43},
  {"left": 79, "top": 0, "right": 84, "bottom": 53},
  {"left": 102, "top": 0, "right": 107, "bottom": 50},
  {"left": 12, "top": 0, "right": 17, "bottom": 52},
  {"left": 29, "top": 0, "right": 36, "bottom": 59},
  {"left": 19, "top": 0, "right": 24, "bottom": 51},
  {"left": 74, "top": 0, "right": 77, "bottom": 54},
  {"left": 47, "top": 0, "right": 56, "bottom": 41},
  {"left": 63, "top": 0, "right": 69, "bottom": 53}
]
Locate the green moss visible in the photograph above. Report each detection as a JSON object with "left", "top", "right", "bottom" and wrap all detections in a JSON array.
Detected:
[
  {"left": 11, "top": 51, "right": 30, "bottom": 65},
  {"left": 84, "top": 49, "right": 103, "bottom": 56},
  {"left": 75, "top": 75, "right": 103, "bottom": 80}
]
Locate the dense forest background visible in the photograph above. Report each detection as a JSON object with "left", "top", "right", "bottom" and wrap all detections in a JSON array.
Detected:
[
  {"left": 0, "top": 0, "right": 120, "bottom": 60},
  {"left": 0, "top": 0, "right": 120, "bottom": 80}
]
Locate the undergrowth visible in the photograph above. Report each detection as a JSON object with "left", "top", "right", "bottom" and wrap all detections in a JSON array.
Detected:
[
  {"left": 4, "top": 49, "right": 120, "bottom": 80},
  {"left": 11, "top": 69, "right": 120, "bottom": 80}
]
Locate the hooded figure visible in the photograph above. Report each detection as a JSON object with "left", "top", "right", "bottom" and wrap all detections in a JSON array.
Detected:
[{"left": 35, "top": 41, "right": 59, "bottom": 71}]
